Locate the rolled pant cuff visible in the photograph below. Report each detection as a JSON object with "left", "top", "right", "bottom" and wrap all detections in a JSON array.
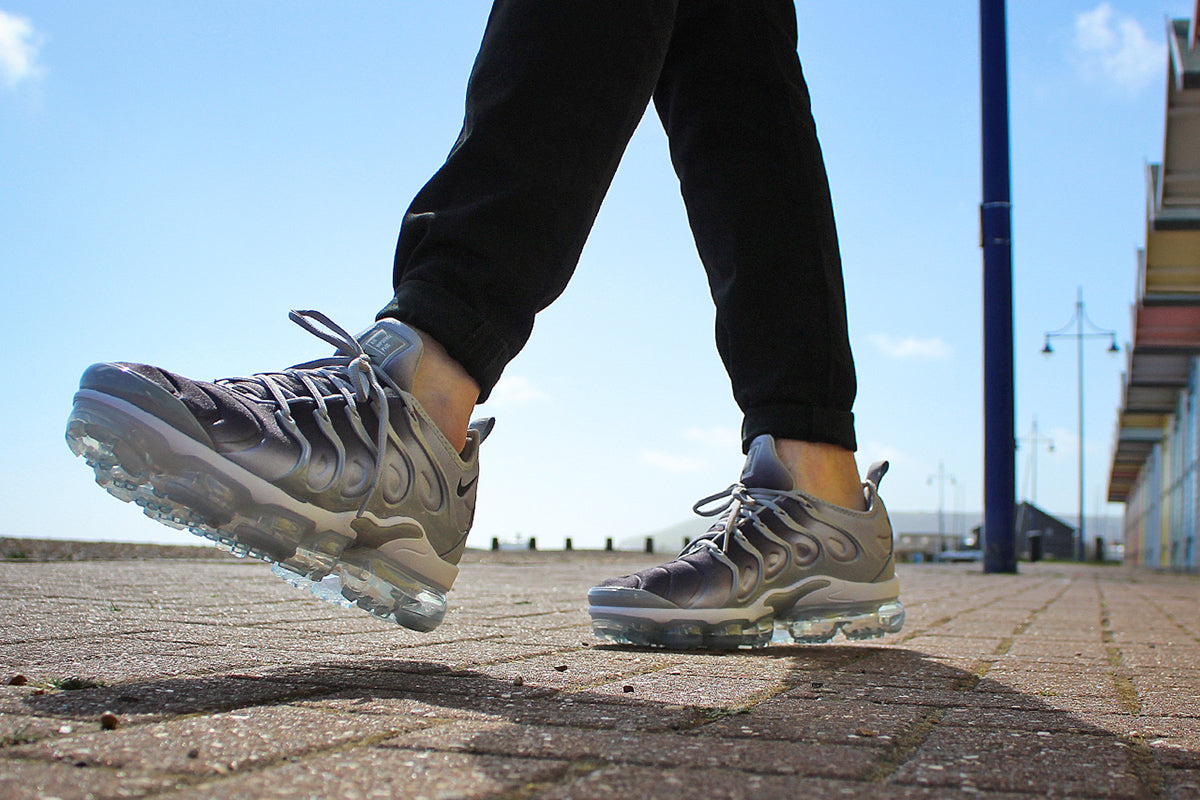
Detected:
[
  {"left": 377, "top": 280, "right": 514, "bottom": 403},
  {"left": 741, "top": 404, "right": 857, "bottom": 453}
]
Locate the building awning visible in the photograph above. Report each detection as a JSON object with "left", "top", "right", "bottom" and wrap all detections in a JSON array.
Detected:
[{"left": 1108, "top": 13, "right": 1200, "bottom": 502}]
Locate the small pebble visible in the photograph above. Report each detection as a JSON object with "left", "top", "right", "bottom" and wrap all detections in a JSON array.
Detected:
[
  {"left": 854, "top": 728, "right": 876, "bottom": 737},
  {"left": 512, "top": 676, "right": 524, "bottom": 686},
  {"left": 554, "top": 665, "right": 569, "bottom": 672},
  {"left": 187, "top": 748, "right": 200, "bottom": 759},
  {"left": 622, "top": 685, "right": 635, "bottom": 693},
  {"left": 8, "top": 674, "right": 28, "bottom": 686},
  {"left": 99, "top": 712, "right": 120, "bottom": 730}
]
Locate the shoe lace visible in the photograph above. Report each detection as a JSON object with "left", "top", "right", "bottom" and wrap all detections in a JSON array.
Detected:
[
  {"left": 685, "top": 484, "right": 812, "bottom": 598},
  {"left": 215, "top": 309, "right": 420, "bottom": 517}
]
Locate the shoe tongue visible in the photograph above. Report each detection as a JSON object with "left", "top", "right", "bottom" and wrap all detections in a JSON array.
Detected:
[
  {"left": 740, "top": 434, "right": 795, "bottom": 491},
  {"left": 356, "top": 319, "right": 424, "bottom": 390}
]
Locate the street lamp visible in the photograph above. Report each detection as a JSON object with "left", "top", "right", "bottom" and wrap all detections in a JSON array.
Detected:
[
  {"left": 927, "top": 461, "right": 958, "bottom": 552},
  {"left": 1042, "top": 287, "right": 1119, "bottom": 561},
  {"left": 1017, "top": 416, "right": 1055, "bottom": 506}
]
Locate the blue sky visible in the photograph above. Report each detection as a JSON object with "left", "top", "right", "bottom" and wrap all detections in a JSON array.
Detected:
[{"left": 1, "top": 1, "right": 1192, "bottom": 550}]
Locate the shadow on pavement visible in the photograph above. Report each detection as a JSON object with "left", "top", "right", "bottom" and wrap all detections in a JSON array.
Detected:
[{"left": 13, "top": 644, "right": 1193, "bottom": 797}]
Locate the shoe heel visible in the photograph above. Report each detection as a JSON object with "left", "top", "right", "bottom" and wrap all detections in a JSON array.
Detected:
[
  {"left": 273, "top": 554, "right": 448, "bottom": 632},
  {"left": 334, "top": 551, "right": 448, "bottom": 632},
  {"left": 782, "top": 600, "right": 905, "bottom": 644}
]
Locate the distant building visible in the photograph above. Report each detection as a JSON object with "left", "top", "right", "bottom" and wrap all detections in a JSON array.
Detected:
[
  {"left": 893, "top": 531, "right": 963, "bottom": 562},
  {"left": 1107, "top": 6, "right": 1200, "bottom": 572},
  {"left": 886, "top": 511, "right": 972, "bottom": 562},
  {"left": 1014, "top": 502, "right": 1075, "bottom": 560}
]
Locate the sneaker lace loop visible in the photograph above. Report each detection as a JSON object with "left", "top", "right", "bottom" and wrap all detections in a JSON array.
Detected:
[
  {"left": 689, "top": 484, "right": 779, "bottom": 598},
  {"left": 214, "top": 310, "right": 406, "bottom": 517}
]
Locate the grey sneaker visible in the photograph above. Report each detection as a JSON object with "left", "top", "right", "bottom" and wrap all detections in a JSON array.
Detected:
[
  {"left": 65, "top": 310, "right": 492, "bottom": 632},
  {"left": 588, "top": 434, "right": 903, "bottom": 648}
]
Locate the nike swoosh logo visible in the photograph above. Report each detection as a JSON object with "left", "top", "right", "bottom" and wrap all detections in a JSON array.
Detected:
[{"left": 457, "top": 476, "right": 478, "bottom": 497}]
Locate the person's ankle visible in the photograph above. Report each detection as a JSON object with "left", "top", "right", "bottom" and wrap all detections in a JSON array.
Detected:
[
  {"left": 408, "top": 328, "right": 479, "bottom": 453},
  {"left": 774, "top": 439, "right": 867, "bottom": 511}
]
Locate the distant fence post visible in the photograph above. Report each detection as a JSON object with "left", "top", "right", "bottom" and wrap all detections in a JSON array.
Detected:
[{"left": 564, "top": 537, "right": 573, "bottom": 551}]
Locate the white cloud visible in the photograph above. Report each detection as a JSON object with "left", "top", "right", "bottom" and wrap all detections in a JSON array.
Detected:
[
  {"left": 683, "top": 425, "right": 741, "bottom": 451},
  {"left": 1044, "top": 426, "right": 1078, "bottom": 459},
  {"left": 1072, "top": 3, "right": 1163, "bottom": 94},
  {"left": 641, "top": 450, "right": 707, "bottom": 473},
  {"left": 861, "top": 441, "right": 912, "bottom": 467},
  {"left": 1042, "top": 425, "right": 1106, "bottom": 457},
  {"left": 866, "top": 333, "right": 951, "bottom": 360},
  {"left": 483, "top": 375, "right": 549, "bottom": 408},
  {"left": 0, "top": 10, "right": 43, "bottom": 88}
]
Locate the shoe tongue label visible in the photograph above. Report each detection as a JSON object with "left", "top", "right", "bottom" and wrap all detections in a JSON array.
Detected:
[
  {"left": 360, "top": 328, "right": 411, "bottom": 362},
  {"left": 357, "top": 320, "right": 422, "bottom": 390}
]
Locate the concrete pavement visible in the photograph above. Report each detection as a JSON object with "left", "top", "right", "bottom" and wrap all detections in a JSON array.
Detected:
[{"left": 1, "top": 548, "right": 1198, "bottom": 799}]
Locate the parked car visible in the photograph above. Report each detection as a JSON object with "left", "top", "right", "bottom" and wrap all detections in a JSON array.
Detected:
[{"left": 933, "top": 549, "right": 983, "bottom": 563}]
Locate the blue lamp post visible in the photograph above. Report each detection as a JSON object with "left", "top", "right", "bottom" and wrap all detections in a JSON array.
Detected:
[{"left": 981, "top": 0, "right": 1017, "bottom": 573}]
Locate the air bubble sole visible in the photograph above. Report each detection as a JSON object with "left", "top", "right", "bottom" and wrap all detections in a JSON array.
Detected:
[
  {"left": 589, "top": 600, "right": 905, "bottom": 650},
  {"left": 65, "top": 393, "right": 448, "bottom": 632}
]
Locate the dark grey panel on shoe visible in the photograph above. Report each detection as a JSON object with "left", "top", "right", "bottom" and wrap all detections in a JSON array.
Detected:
[{"left": 79, "top": 363, "right": 214, "bottom": 448}]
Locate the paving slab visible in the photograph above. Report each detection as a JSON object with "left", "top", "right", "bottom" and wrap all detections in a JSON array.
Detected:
[{"left": 0, "top": 549, "right": 1197, "bottom": 798}]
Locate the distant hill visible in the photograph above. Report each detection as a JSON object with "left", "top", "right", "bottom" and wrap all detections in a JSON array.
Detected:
[{"left": 621, "top": 517, "right": 713, "bottom": 553}]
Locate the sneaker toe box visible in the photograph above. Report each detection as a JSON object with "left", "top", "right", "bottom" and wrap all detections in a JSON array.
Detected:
[
  {"left": 587, "top": 585, "right": 680, "bottom": 609},
  {"left": 78, "top": 362, "right": 214, "bottom": 447},
  {"left": 590, "top": 555, "right": 725, "bottom": 609}
]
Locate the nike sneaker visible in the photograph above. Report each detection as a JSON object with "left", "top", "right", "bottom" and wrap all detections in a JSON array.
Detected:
[
  {"left": 65, "top": 310, "right": 491, "bottom": 632},
  {"left": 588, "top": 434, "right": 903, "bottom": 648}
]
